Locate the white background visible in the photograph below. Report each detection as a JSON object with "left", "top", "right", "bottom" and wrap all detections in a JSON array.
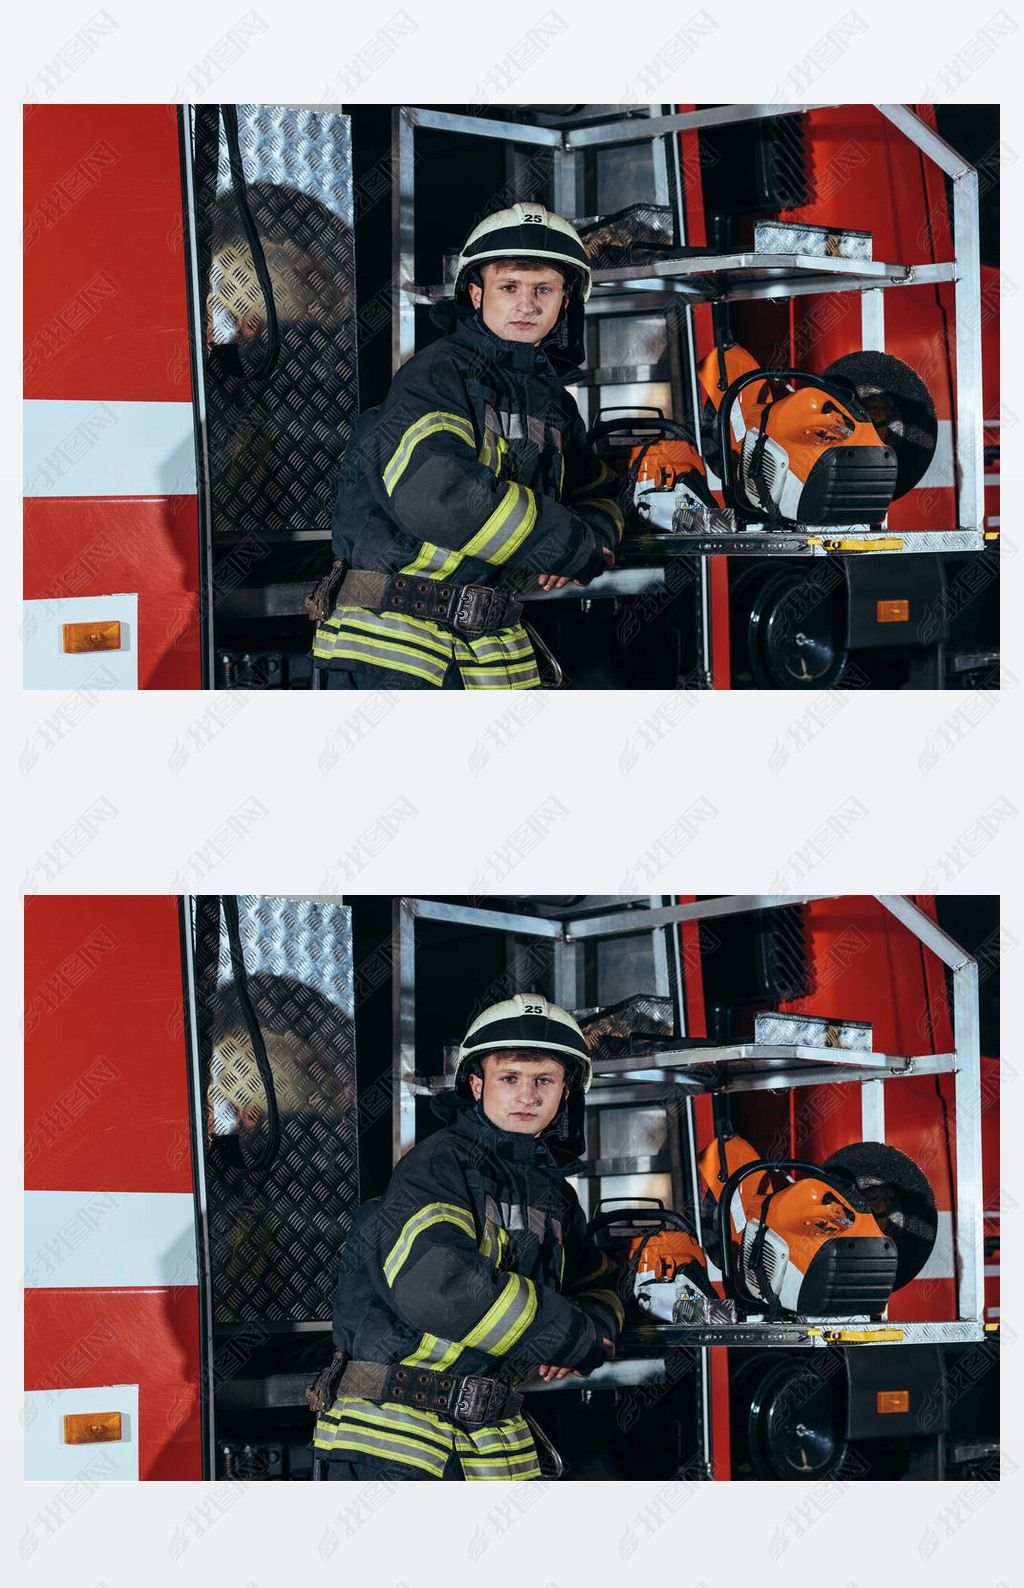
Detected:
[{"left": 7, "top": 5, "right": 1021, "bottom": 1584}]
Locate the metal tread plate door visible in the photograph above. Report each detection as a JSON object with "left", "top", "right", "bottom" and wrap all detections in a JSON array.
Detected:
[
  {"left": 195, "top": 895, "right": 357, "bottom": 1323},
  {"left": 192, "top": 105, "right": 356, "bottom": 541}
]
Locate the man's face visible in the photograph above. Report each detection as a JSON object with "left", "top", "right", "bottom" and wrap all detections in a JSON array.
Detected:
[
  {"left": 468, "top": 1050, "right": 568, "bottom": 1136},
  {"left": 468, "top": 262, "right": 568, "bottom": 345}
]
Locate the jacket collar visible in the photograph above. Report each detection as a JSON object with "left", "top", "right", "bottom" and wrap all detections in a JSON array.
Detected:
[
  {"left": 430, "top": 297, "right": 582, "bottom": 380},
  {"left": 430, "top": 1089, "right": 582, "bottom": 1172}
]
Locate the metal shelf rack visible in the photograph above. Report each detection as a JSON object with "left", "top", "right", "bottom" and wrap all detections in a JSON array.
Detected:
[
  {"left": 391, "top": 894, "right": 986, "bottom": 1343},
  {"left": 391, "top": 104, "right": 985, "bottom": 547}
]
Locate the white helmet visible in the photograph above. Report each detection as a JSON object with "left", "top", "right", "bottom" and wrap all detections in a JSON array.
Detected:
[
  {"left": 454, "top": 203, "right": 592, "bottom": 302},
  {"left": 455, "top": 993, "right": 592, "bottom": 1091}
]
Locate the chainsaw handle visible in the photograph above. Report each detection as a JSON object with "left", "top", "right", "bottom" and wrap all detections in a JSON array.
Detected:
[
  {"left": 592, "top": 1196, "right": 666, "bottom": 1211},
  {"left": 716, "top": 1157, "right": 865, "bottom": 1301},
  {"left": 589, "top": 411, "right": 696, "bottom": 449},
  {"left": 590, "top": 1207, "right": 693, "bottom": 1236},
  {"left": 715, "top": 366, "right": 863, "bottom": 510},
  {"left": 588, "top": 1198, "right": 693, "bottom": 1238},
  {"left": 591, "top": 405, "right": 667, "bottom": 422}
]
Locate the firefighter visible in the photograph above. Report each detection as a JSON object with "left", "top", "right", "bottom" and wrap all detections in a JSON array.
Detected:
[
  {"left": 311, "top": 995, "right": 623, "bottom": 1478},
  {"left": 310, "top": 203, "right": 623, "bottom": 688}
]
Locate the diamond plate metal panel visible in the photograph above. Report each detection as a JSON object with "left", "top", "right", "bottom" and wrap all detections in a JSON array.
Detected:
[
  {"left": 193, "top": 105, "right": 356, "bottom": 541},
  {"left": 753, "top": 221, "right": 872, "bottom": 260},
  {"left": 195, "top": 896, "right": 357, "bottom": 1323},
  {"left": 754, "top": 1012, "right": 872, "bottom": 1051}
]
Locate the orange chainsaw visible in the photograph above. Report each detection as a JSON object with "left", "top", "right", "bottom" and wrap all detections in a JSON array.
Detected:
[
  {"left": 587, "top": 408, "right": 717, "bottom": 532},
  {"left": 698, "top": 1133, "right": 938, "bottom": 1319},
  {"left": 587, "top": 1198, "right": 736, "bottom": 1324},
  {"left": 697, "top": 342, "right": 938, "bottom": 528}
]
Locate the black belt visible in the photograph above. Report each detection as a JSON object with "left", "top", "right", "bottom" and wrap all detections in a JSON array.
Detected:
[
  {"left": 338, "top": 570, "right": 523, "bottom": 638},
  {"left": 340, "top": 1359, "right": 523, "bottom": 1425}
]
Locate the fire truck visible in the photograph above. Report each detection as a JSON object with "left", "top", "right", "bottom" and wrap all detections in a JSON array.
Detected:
[
  {"left": 24, "top": 894, "right": 1000, "bottom": 1481},
  {"left": 23, "top": 104, "right": 999, "bottom": 690}
]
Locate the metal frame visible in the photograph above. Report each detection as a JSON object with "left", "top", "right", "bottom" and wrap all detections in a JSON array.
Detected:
[
  {"left": 392, "top": 894, "right": 985, "bottom": 1333},
  {"left": 390, "top": 103, "right": 984, "bottom": 539},
  {"left": 585, "top": 252, "right": 957, "bottom": 303},
  {"left": 625, "top": 527, "right": 984, "bottom": 559},
  {"left": 391, "top": 893, "right": 712, "bottom": 1473},
  {"left": 625, "top": 1319, "right": 988, "bottom": 1349},
  {"left": 391, "top": 895, "right": 678, "bottom": 1162},
  {"left": 178, "top": 896, "right": 218, "bottom": 1479},
  {"left": 179, "top": 109, "right": 217, "bottom": 691},
  {"left": 391, "top": 892, "right": 987, "bottom": 1483},
  {"left": 564, "top": 892, "right": 984, "bottom": 1329}
]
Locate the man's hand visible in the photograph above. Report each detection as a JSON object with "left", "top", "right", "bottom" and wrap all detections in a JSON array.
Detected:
[
  {"left": 536, "top": 1361, "right": 576, "bottom": 1382},
  {"left": 536, "top": 546, "right": 615, "bottom": 593},
  {"left": 536, "top": 1339, "right": 616, "bottom": 1382}
]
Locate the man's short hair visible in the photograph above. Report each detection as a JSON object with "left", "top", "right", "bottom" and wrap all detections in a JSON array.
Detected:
[
  {"left": 480, "top": 1047, "right": 567, "bottom": 1072},
  {"left": 474, "top": 257, "right": 568, "bottom": 284}
]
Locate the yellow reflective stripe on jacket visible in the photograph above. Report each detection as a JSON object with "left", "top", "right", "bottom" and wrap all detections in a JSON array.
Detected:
[
  {"left": 573, "top": 1287, "right": 626, "bottom": 1329},
  {"left": 398, "top": 1270, "right": 538, "bottom": 1365},
  {"left": 313, "top": 1398, "right": 541, "bottom": 1481},
  {"left": 399, "top": 1332, "right": 466, "bottom": 1372},
  {"left": 568, "top": 1251, "right": 626, "bottom": 1326},
  {"left": 463, "top": 484, "right": 538, "bottom": 566},
  {"left": 384, "top": 1201, "right": 476, "bottom": 1286},
  {"left": 383, "top": 411, "right": 476, "bottom": 495},
  {"left": 399, "top": 541, "right": 458, "bottom": 577},
  {"left": 479, "top": 1219, "right": 510, "bottom": 1267},
  {"left": 400, "top": 1333, "right": 455, "bottom": 1368},
  {"left": 460, "top": 1272, "right": 538, "bottom": 1356},
  {"left": 573, "top": 457, "right": 619, "bottom": 496},
  {"left": 425, "top": 482, "right": 537, "bottom": 581},
  {"left": 570, "top": 458, "right": 624, "bottom": 538},
  {"left": 583, "top": 495, "right": 625, "bottom": 538},
  {"left": 421, "top": 1338, "right": 465, "bottom": 1371},
  {"left": 572, "top": 1251, "right": 619, "bottom": 1287}
]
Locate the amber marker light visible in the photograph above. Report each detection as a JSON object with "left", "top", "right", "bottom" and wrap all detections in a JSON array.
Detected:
[
  {"left": 62, "top": 620, "right": 122, "bottom": 653},
  {"left": 876, "top": 1392, "right": 910, "bottom": 1414},
  {"left": 63, "top": 1411, "right": 123, "bottom": 1444}
]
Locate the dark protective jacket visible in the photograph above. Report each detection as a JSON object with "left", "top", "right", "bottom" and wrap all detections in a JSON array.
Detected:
[
  {"left": 313, "top": 1092, "right": 624, "bottom": 1479},
  {"left": 311, "top": 302, "right": 623, "bottom": 688}
]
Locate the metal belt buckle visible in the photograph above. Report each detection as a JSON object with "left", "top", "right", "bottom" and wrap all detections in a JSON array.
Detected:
[
  {"left": 452, "top": 584, "right": 496, "bottom": 636},
  {"left": 454, "top": 1374, "right": 499, "bottom": 1424}
]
